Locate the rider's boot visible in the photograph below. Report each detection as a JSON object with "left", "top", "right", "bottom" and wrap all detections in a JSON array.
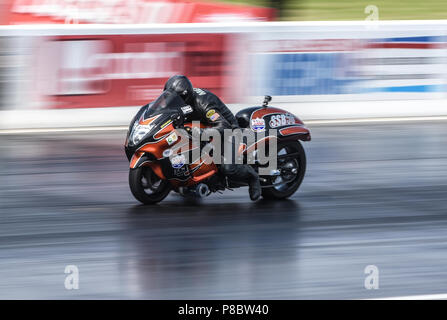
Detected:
[
  {"left": 245, "top": 165, "right": 261, "bottom": 201},
  {"left": 221, "top": 164, "right": 261, "bottom": 201}
]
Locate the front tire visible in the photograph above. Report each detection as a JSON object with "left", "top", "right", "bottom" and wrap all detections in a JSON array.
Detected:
[
  {"left": 129, "top": 166, "right": 171, "bottom": 204},
  {"left": 261, "top": 140, "right": 306, "bottom": 200}
]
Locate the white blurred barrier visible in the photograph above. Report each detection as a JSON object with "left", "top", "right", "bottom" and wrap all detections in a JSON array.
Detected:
[
  {"left": 2, "top": 99, "right": 447, "bottom": 130},
  {"left": 1, "top": 21, "right": 447, "bottom": 128}
]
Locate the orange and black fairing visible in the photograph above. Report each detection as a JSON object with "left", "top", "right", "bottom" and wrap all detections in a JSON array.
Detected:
[
  {"left": 126, "top": 90, "right": 311, "bottom": 190},
  {"left": 130, "top": 122, "right": 218, "bottom": 187},
  {"left": 125, "top": 90, "right": 220, "bottom": 188},
  {"left": 235, "top": 106, "right": 311, "bottom": 141}
]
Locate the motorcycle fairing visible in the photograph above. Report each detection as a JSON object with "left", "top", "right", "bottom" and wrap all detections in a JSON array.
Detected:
[{"left": 235, "top": 106, "right": 311, "bottom": 141}]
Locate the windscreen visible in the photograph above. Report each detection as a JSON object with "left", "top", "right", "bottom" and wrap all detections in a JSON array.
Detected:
[{"left": 146, "top": 90, "right": 185, "bottom": 115}]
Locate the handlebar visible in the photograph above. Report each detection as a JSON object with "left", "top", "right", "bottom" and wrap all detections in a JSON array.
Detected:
[{"left": 170, "top": 112, "right": 184, "bottom": 126}]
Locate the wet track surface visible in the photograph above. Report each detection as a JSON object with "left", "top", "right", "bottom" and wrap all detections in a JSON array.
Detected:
[{"left": 1, "top": 121, "right": 447, "bottom": 299}]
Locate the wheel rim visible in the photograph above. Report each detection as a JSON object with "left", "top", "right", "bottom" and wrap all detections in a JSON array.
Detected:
[
  {"left": 273, "top": 146, "right": 300, "bottom": 192},
  {"left": 140, "top": 167, "right": 165, "bottom": 194}
]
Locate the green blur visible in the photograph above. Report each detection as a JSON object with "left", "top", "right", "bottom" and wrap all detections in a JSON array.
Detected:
[{"left": 223, "top": 0, "right": 447, "bottom": 21}]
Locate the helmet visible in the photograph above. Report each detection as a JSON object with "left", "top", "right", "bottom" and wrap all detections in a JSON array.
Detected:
[{"left": 163, "top": 75, "right": 194, "bottom": 104}]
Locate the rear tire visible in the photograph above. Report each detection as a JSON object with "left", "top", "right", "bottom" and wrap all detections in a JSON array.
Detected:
[
  {"left": 129, "top": 166, "right": 171, "bottom": 204},
  {"left": 261, "top": 141, "right": 306, "bottom": 200}
]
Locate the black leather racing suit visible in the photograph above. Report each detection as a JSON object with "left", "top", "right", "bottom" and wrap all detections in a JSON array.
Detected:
[{"left": 189, "top": 88, "right": 259, "bottom": 187}]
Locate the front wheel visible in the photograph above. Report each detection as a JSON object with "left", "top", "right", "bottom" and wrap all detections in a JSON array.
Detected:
[
  {"left": 261, "top": 140, "right": 306, "bottom": 200},
  {"left": 129, "top": 166, "right": 171, "bottom": 204}
]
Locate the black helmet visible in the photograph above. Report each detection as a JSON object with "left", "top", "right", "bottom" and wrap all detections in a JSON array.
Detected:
[{"left": 164, "top": 75, "right": 194, "bottom": 104}]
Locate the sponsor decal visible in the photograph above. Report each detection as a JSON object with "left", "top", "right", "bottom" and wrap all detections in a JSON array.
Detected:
[
  {"left": 166, "top": 132, "right": 178, "bottom": 145},
  {"left": 181, "top": 105, "right": 193, "bottom": 114},
  {"left": 160, "top": 120, "right": 172, "bottom": 129},
  {"left": 269, "top": 113, "right": 296, "bottom": 128},
  {"left": 206, "top": 109, "right": 216, "bottom": 118},
  {"left": 194, "top": 88, "right": 207, "bottom": 96},
  {"left": 251, "top": 117, "right": 266, "bottom": 132},
  {"left": 174, "top": 166, "right": 190, "bottom": 177},
  {"left": 210, "top": 113, "right": 220, "bottom": 122},
  {"left": 163, "top": 149, "right": 173, "bottom": 158},
  {"left": 171, "top": 154, "right": 186, "bottom": 169}
]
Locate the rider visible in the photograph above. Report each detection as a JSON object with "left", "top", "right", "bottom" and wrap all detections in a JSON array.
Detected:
[{"left": 163, "top": 75, "right": 261, "bottom": 201}]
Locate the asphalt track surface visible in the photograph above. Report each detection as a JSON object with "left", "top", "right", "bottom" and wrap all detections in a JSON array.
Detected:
[{"left": 1, "top": 120, "right": 447, "bottom": 299}]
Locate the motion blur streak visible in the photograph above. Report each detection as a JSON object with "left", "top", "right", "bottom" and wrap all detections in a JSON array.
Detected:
[{"left": 1, "top": 120, "right": 447, "bottom": 299}]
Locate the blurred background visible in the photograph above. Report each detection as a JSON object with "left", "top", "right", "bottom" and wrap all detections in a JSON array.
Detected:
[
  {"left": 1, "top": 0, "right": 447, "bottom": 300},
  {"left": 226, "top": 0, "right": 447, "bottom": 21},
  {"left": 2, "top": 0, "right": 447, "bottom": 127}
]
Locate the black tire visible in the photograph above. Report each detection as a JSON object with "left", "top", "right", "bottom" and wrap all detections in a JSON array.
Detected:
[
  {"left": 261, "top": 140, "right": 306, "bottom": 200},
  {"left": 129, "top": 166, "right": 171, "bottom": 204}
]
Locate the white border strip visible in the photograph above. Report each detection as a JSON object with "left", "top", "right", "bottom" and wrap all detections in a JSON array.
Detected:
[
  {"left": 2, "top": 116, "right": 447, "bottom": 134},
  {"left": 307, "top": 115, "right": 447, "bottom": 125},
  {"left": 3, "top": 100, "right": 447, "bottom": 131},
  {"left": 1, "top": 20, "right": 447, "bottom": 36},
  {"left": 0, "top": 126, "right": 128, "bottom": 134},
  {"left": 368, "top": 293, "right": 447, "bottom": 300}
]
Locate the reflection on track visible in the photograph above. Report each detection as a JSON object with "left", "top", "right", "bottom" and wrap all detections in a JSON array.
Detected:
[{"left": 1, "top": 121, "right": 447, "bottom": 299}]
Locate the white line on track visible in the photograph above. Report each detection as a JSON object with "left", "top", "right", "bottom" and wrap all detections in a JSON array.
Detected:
[
  {"left": 2, "top": 116, "right": 447, "bottom": 134},
  {"left": 307, "top": 115, "right": 447, "bottom": 125},
  {"left": 0, "top": 126, "right": 129, "bottom": 135},
  {"left": 367, "top": 293, "right": 447, "bottom": 300}
]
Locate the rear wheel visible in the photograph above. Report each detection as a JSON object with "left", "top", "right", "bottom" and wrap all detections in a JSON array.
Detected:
[
  {"left": 129, "top": 166, "right": 171, "bottom": 204},
  {"left": 261, "top": 141, "right": 306, "bottom": 199}
]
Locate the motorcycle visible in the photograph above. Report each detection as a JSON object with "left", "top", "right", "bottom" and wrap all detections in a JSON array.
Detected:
[{"left": 125, "top": 91, "right": 311, "bottom": 204}]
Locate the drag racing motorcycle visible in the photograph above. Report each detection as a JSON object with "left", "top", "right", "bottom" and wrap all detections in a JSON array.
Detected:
[{"left": 125, "top": 91, "right": 311, "bottom": 204}]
